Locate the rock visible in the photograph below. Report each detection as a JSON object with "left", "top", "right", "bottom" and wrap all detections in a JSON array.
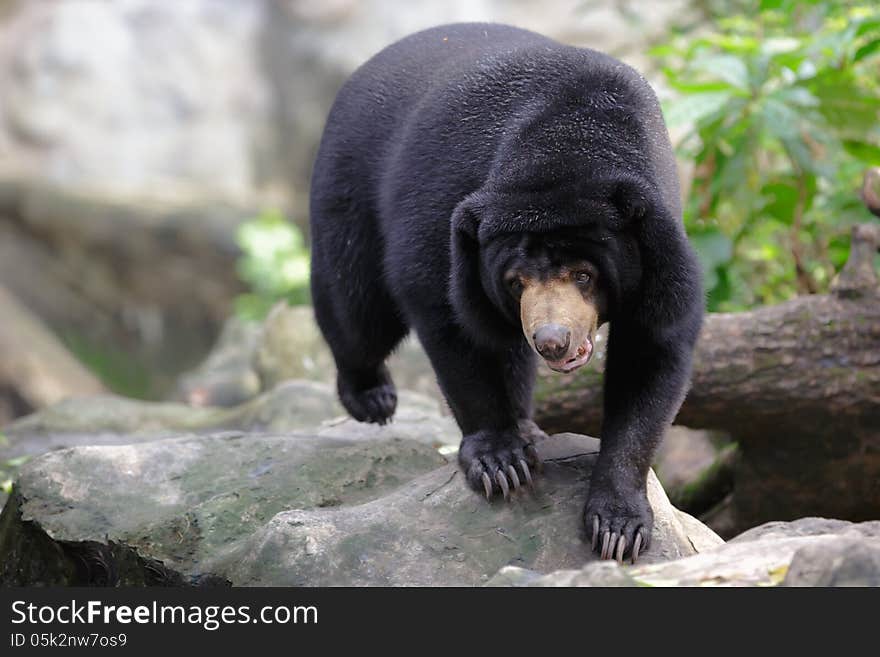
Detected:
[
  {"left": 180, "top": 303, "right": 445, "bottom": 406},
  {"left": 253, "top": 304, "right": 335, "bottom": 390},
  {"left": 652, "top": 427, "right": 739, "bottom": 540},
  {"left": 728, "top": 517, "right": 865, "bottom": 542},
  {"left": 213, "top": 435, "right": 717, "bottom": 586},
  {"left": 491, "top": 517, "right": 880, "bottom": 587},
  {"left": 0, "top": 177, "right": 255, "bottom": 397},
  {"left": 0, "top": 0, "right": 686, "bottom": 218},
  {"left": 653, "top": 427, "right": 725, "bottom": 500},
  {"left": 661, "top": 442, "right": 737, "bottom": 526},
  {"left": 0, "top": 432, "right": 718, "bottom": 586},
  {"left": 698, "top": 492, "right": 739, "bottom": 540},
  {"left": 0, "top": 380, "right": 452, "bottom": 479},
  {"left": 783, "top": 539, "right": 880, "bottom": 587},
  {"left": 625, "top": 517, "right": 880, "bottom": 586},
  {"left": 176, "top": 317, "right": 263, "bottom": 407},
  {"left": 255, "top": 303, "right": 443, "bottom": 402},
  {"left": 487, "top": 562, "right": 640, "bottom": 587},
  {"left": 0, "top": 0, "right": 273, "bottom": 203},
  {"left": 0, "top": 379, "right": 455, "bottom": 507},
  {"left": 0, "top": 432, "right": 447, "bottom": 585}
]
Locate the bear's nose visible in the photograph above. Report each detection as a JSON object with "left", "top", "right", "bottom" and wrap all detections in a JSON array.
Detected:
[{"left": 533, "top": 324, "right": 571, "bottom": 361}]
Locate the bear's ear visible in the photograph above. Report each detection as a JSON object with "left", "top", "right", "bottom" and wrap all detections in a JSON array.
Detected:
[
  {"left": 448, "top": 191, "right": 516, "bottom": 345},
  {"left": 450, "top": 191, "right": 483, "bottom": 240},
  {"left": 609, "top": 177, "right": 652, "bottom": 227}
]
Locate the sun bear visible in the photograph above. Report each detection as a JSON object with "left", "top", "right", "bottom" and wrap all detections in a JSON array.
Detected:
[{"left": 309, "top": 23, "right": 703, "bottom": 563}]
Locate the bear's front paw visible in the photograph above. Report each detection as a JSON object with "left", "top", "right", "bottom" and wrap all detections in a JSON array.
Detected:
[
  {"left": 458, "top": 429, "right": 541, "bottom": 501},
  {"left": 584, "top": 483, "right": 653, "bottom": 564}
]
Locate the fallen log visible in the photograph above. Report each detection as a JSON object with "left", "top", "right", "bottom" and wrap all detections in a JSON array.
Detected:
[{"left": 0, "top": 285, "right": 105, "bottom": 423}]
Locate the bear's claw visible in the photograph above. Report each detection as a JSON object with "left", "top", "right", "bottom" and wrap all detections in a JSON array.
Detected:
[
  {"left": 480, "top": 461, "right": 529, "bottom": 499},
  {"left": 459, "top": 428, "right": 541, "bottom": 501},
  {"left": 481, "top": 472, "right": 493, "bottom": 499},
  {"left": 495, "top": 470, "right": 510, "bottom": 499},
  {"left": 506, "top": 464, "right": 520, "bottom": 490},
  {"left": 588, "top": 512, "right": 649, "bottom": 564},
  {"left": 476, "top": 459, "right": 533, "bottom": 500}
]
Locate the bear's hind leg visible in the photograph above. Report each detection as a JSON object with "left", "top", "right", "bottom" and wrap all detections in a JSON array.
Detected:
[
  {"left": 311, "top": 230, "right": 407, "bottom": 425},
  {"left": 316, "top": 300, "right": 406, "bottom": 425}
]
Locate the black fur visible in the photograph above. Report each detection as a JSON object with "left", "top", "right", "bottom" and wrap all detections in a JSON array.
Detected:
[{"left": 310, "top": 23, "right": 703, "bottom": 558}]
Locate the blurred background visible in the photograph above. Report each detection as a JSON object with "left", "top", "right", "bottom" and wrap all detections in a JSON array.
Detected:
[{"left": 0, "top": 0, "right": 878, "bottom": 539}]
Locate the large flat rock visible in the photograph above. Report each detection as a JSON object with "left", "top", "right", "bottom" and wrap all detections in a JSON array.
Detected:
[
  {"left": 0, "top": 380, "right": 456, "bottom": 506},
  {"left": 0, "top": 432, "right": 720, "bottom": 586},
  {"left": 0, "top": 431, "right": 447, "bottom": 585}
]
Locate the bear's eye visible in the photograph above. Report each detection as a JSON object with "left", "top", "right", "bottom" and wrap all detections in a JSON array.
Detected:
[
  {"left": 574, "top": 271, "right": 592, "bottom": 287},
  {"left": 505, "top": 274, "right": 524, "bottom": 296}
]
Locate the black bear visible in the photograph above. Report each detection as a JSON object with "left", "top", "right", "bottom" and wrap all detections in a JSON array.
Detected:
[{"left": 310, "top": 23, "right": 703, "bottom": 563}]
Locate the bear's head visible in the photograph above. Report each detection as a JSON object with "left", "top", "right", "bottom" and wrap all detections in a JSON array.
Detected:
[{"left": 449, "top": 176, "right": 654, "bottom": 371}]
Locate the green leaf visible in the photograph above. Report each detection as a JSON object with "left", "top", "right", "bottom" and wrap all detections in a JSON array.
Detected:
[
  {"left": 666, "top": 79, "right": 736, "bottom": 94},
  {"left": 842, "top": 140, "right": 880, "bottom": 164},
  {"left": 234, "top": 294, "right": 276, "bottom": 322},
  {"left": 714, "top": 146, "right": 752, "bottom": 198},
  {"left": 759, "top": 0, "right": 784, "bottom": 11},
  {"left": 760, "top": 97, "right": 802, "bottom": 140},
  {"left": 761, "top": 180, "right": 799, "bottom": 224},
  {"left": 761, "top": 37, "right": 801, "bottom": 56},
  {"left": 662, "top": 91, "right": 735, "bottom": 127},
  {"left": 809, "top": 71, "right": 880, "bottom": 137},
  {"left": 781, "top": 135, "right": 823, "bottom": 175},
  {"left": 775, "top": 86, "right": 820, "bottom": 108},
  {"left": 647, "top": 44, "right": 678, "bottom": 57},
  {"left": 3, "top": 455, "right": 30, "bottom": 469},
  {"left": 693, "top": 54, "right": 751, "bottom": 89},
  {"left": 828, "top": 236, "right": 851, "bottom": 270},
  {"left": 653, "top": 0, "right": 880, "bottom": 310},
  {"left": 855, "top": 19, "right": 880, "bottom": 39},
  {"left": 761, "top": 175, "right": 815, "bottom": 224},
  {"left": 854, "top": 38, "right": 880, "bottom": 62},
  {"left": 701, "top": 34, "right": 761, "bottom": 55},
  {"left": 234, "top": 209, "right": 311, "bottom": 320},
  {"left": 690, "top": 229, "right": 734, "bottom": 276}
]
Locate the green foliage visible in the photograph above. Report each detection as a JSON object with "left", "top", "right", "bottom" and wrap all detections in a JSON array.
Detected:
[
  {"left": 60, "top": 332, "right": 153, "bottom": 400},
  {"left": 656, "top": 0, "right": 880, "bottom": 310},
  {"left": 1, "top": 454, "right": 29, "bottom": 496},
  {"left": 234, "top": 209, "right": 311, "bottom": 320}
]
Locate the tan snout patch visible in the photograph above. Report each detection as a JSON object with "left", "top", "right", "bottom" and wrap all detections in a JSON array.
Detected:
[{"left": 520, "top": 275, "right": 599, "bottom": 372}]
